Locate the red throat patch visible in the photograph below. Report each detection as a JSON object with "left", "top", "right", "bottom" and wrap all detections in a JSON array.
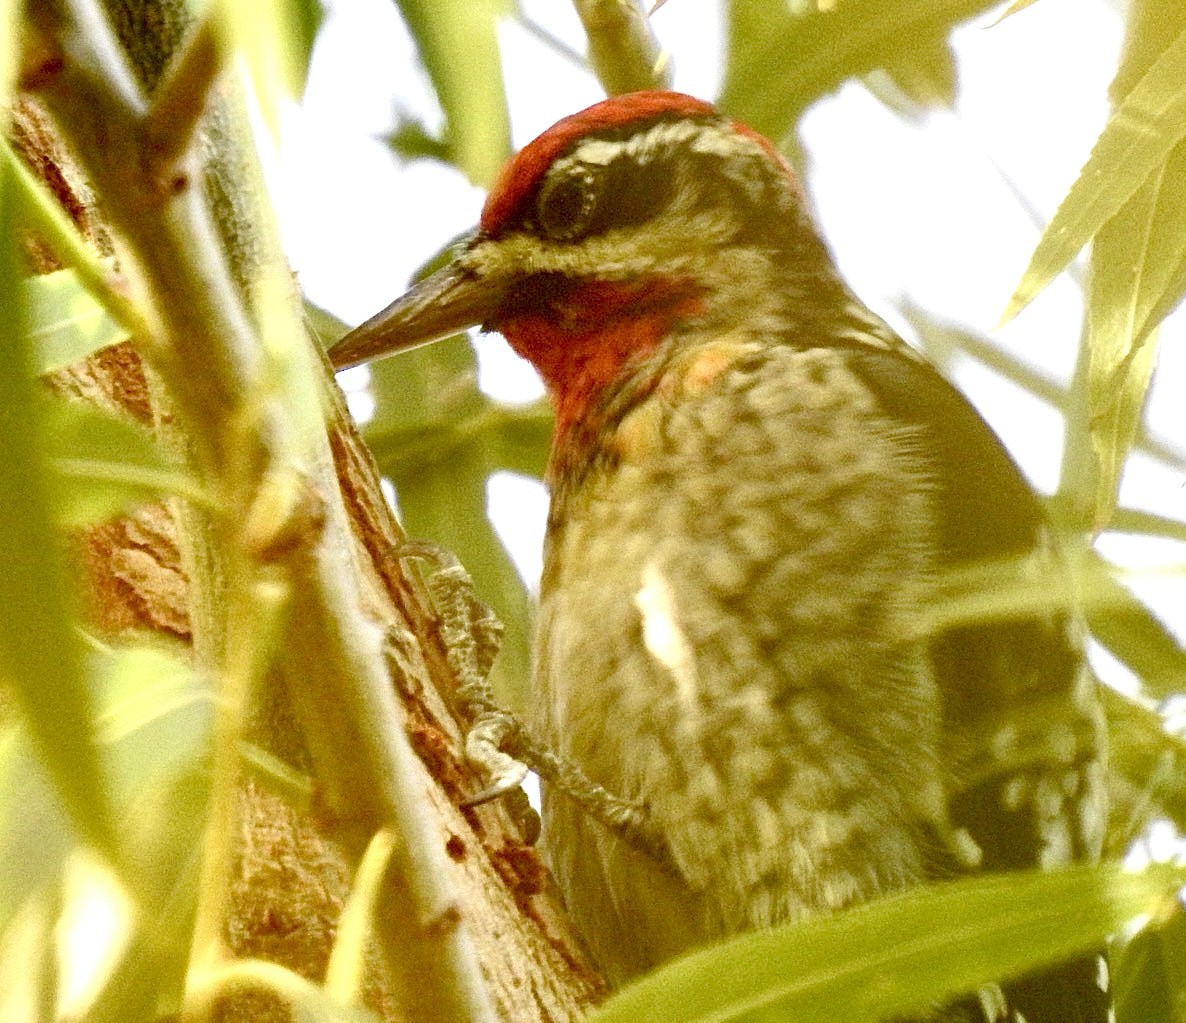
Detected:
[{"left": 496, "top": 275, "right": 705, "bottom": 473}]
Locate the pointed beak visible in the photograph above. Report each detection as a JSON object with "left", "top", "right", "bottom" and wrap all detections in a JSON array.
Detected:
[{"left": 328, "top": 244, "right": 510, "bottom": 370}]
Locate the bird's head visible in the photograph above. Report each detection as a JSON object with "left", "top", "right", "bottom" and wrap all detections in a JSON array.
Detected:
[{"left": 330, "top": 91, "right": 847, "bottom": 445}]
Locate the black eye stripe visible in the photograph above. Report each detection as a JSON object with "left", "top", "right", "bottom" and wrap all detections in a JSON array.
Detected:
[
  {"left": 537, "top": 164, "right": 601, "bottom": 241},
  {"left": 534, "top": 155, "right": 676, "bottom": 242},
  {"left": 517, "top": 116, "right": 791, "bottom": 246}
]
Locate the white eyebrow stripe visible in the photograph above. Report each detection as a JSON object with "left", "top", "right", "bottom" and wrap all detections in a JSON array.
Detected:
[{"left": 566, "top": 118, "right": 756, "bottom": 169}]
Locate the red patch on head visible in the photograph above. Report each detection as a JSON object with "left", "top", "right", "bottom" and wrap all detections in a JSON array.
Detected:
[{"left": 480, "top": 91, "right": 717, "bottom": 236}]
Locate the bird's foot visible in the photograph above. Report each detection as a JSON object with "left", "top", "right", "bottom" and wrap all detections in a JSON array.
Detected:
[{"left": 402, "top": 541, "right": 673, "bottom": 871}]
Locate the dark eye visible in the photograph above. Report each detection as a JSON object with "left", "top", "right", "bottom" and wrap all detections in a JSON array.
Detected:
[{"left": 536, "top": 164, "right": 601, "bottom": 241}]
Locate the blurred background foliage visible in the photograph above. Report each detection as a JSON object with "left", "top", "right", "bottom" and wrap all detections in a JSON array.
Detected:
[{"left": 3, "top": 0, "right": 1186, "bottom": 1021}]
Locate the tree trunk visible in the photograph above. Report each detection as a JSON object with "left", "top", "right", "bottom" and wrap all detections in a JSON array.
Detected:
[{"left": 13, "top": 6, "right": 601, "bottom": 1020}]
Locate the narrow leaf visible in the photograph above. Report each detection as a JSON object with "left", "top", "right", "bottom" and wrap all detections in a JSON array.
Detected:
[
  {"left": 868, "top": 36, "right": 958, "bottom": 113},
  {"left": 0, "top": 152, "right": 114, "bottom": 858},
  {"left": 1099, "top": 687, "right": 1186, "bottom": 857},
  {"left": 0, "top": 645, "right": 210, "bottom": 935},
  {"left": 1084, "top": 560, "right": 1186, "bottom": 702},
  {"left": 23, "top": 269, "right": 129, "bottom": 373},
  {"left": 0, "top": 727, "right": 73, "bottom": 929},
  {"left": 720, "top": 0, "right": 1000, "bottom": 139},
  {"left": 396, "top": 0, "right": 510, "bottom": 185},
  {"left": 1086, "top": 181, "right": 1162, "bottom": 529},
  {"left": 1005, "top": 24, "right": 1186, "bottom": 321},
  {"left": 1112, "top": 892, "right": 1186, "bottom": 1023},
  {"left": 590, "top": 865, "right": 1180, "bottom": 1023},
  {"left": 42, "top": 397, "right": 204, "bottom": 527},
  {"left": 325, "top": 829, "right": 396, "bottom": 1004}
]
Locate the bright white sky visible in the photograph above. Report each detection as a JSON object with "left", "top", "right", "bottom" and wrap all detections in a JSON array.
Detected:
[{"left": 267, "top": 0, "right": 1185, "bottom": 653}]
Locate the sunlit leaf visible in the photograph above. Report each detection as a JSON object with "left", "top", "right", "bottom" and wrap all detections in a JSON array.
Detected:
[
  {"left": 325, "top": 829, "right": 395, "bottom": 1004},
  {"left": 1087, "top": 202, "right": 1163, "bottom": 531},
  {"left": 55, "top": 855, "right": 131, "bottom": 1020},
  {"left": 28, "top": 646, "right": 210, "bottom": 1023},
  {"left": 0, "top": 888, "right": 58, "bottom": 1023},
  {"left": 1005, "top": 24, "right": 1186, "bottom": 321},
  {"left": 1112, "top": 890, "right": 1186, "bottom": 1023},
  {"left": 0, "top": 727, "right": 73, "bottom": 929},
  {"left": 395, "top": 0, "right": 510, "bottom": 185},
  {"left": 23, "top": 269, "right": 129, "bottom": 373},
  {"left": 1084, "top": 559, "right": 1186, "bottom": 702},
  {"left": 216, "top": 0, "right": 326, "bottom": 134},
  {"left": 0, "top": 156, "right": 114, "bottom": 859},
  {"left": 41, "top": 397, "right": 202, "bottom": 527},
  {"left": 1109, "top": 0, "right": 1186, "bottom": 105},
  {"left": 719, "top": 0, "right": 999, "bottom": 139},
  {"left": 1084, "top": 83, "right": 1186, "bottom": 526},
  {"left": 0, "top": 644, "right": 210, "bottom": 943},
  {"left": 590, "top": 865, "right": 1180, "bottom": 1023}
]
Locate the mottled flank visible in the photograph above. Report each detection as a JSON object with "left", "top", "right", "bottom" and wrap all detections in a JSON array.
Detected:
[{"left": 537, "top": 341, "right": 943, "bottom": 974}]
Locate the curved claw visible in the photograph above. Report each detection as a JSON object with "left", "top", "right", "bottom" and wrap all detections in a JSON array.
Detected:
[{"left": 461, "top": 709, "right": 529, "bottom": 807}]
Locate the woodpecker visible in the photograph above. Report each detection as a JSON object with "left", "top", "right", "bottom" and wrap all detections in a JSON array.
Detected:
[{"left": 331, "top": 91, "right": 1108, "bottom": 1021}]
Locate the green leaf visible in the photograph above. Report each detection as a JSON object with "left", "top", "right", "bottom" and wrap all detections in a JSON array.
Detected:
[
  {"left": 1083, "top": 557, "right": 1186, "bottom": 702},
  {"left": 1112, "top": 890, "right": 1186, "bottom": 1023},
  {"left": 216, "top": 0, "right": 326, "bottom": 133},
  {"left": 1109, "top": 0, "right": 1186, "bottom": 105},
  {"left": 1085, "top": 142, "right": 1186, "bottom": 528},
  {"left": 1099, "top": 687, "right": 1186, "bottom": 857},
  {"left": 2, "top": 645, "right": 212, "bottom": 1023},
  {"left": 385, "top": 115, "right": 453, "bottom": 166},
  {"left": 589, "top": 865, "right": 1180, "bottom": 1023},
  {"left": 719, "top": 0, "right": 999, "bottom": 139},
  {"left": 0, "top": 155, "right": 115, "bottom": 859},
  {"left": 325, "top": 829, "right": 396, "bottom": 1004},
  {"left": 0, "top": 727, "right": 73, "bottom": 929},
  {"left": 1086, "top": 219, "right": 1161, "bottom": 531},
  {"left": 0, "top": 888, "right": 59, "bottom": 1023},
  {"left": 1005, "top": 24, "right": 1186, "bottom": 321},
  {"left": 395, "top": 0, "right": 511, "bottom": 185},
  {"left": 23, "top": 269, "right": 130, "bottom": 373},
  {"left": 864, "top": 36, "right": 958, "bottom": 114},
  {"left": 41, "top": 397, "right": 203, "bottom": 527},
  {"left": 0, "top": 644, "right": 210, "bottom": 938},
  {"left": 92, "top": 646, "right": 212, "bottom": 913}
]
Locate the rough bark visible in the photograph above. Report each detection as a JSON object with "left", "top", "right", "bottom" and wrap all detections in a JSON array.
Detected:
[{"left": 13, "top": 22, "right": 601, "bottom": 1023}]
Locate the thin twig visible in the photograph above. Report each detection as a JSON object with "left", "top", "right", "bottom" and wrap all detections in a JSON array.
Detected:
[
  {"left": 142, "top": 13, "right": 224, "bottom": 179},
  {"left": 26, "top": 4, "right": 499, "bottom": 1021},
  {"left": 573, "top": 0, "right": 672, "bottom": 95}
]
